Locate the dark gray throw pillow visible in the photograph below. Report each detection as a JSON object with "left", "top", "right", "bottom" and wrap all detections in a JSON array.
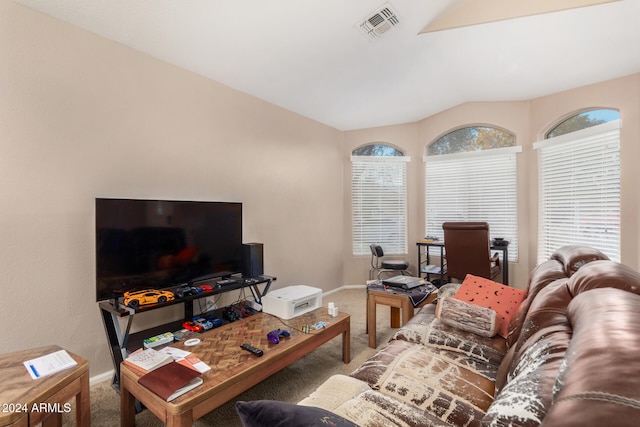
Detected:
[{"left": 235, "top": 400, "right": 358, "bottom": 427}]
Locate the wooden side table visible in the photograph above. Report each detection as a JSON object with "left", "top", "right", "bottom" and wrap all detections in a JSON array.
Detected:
[
  {"left": 0, "top": 345, "right": 90, "bottom": 427},
  {"left": 367, "top": 287, "right": 437, "bottom": 348}
]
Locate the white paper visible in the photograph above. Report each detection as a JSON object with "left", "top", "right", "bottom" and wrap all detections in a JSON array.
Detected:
[
  {"left": 159, "top": 347, "right": 191, "bottom": 360},
  {"left": 189, "top": 360, "right": 211, "bottom": 373},
  {"left": 23, "top": 350, "right": 77, "bottom": 380}
]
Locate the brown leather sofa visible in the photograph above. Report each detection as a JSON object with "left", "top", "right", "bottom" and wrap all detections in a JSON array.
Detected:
[{"left": 298, "top": 245, "right": 640, "bottom": 426}]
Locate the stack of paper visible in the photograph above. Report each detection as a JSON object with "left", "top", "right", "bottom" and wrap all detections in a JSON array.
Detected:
[{"left": 23, "top": 350, "right": 77, "bottom": 380}]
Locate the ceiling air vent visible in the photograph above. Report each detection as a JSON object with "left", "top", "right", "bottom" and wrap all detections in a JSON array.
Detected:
[{"left": 357, "top": 3, "right": 400, "bottom": 40}]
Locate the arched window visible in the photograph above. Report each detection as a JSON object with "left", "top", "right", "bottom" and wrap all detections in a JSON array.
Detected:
[
  {"left": 352, "top": 143, "right": 403, "bottom": 156},
  {"left": 428, "top": 126, "right": 516, "bottom": 156},
  {"left": 425, "top": 126, "right": 520, "bottom": 263},
  {"left": 536, "top": 109, "right": 621, "bottom": 262},
  {"left": 546, "top": 109, "right": 620, "bottom": 138},
  {"left": 351, "top": 143, "right": 409, "bottom": 256}
]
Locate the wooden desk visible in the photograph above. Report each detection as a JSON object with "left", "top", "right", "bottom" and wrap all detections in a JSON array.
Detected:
[
  {"left": 0, "top": 345, "right": 90, "bottom": 427},
  {"left": 120, "top": 308, "right": 350, "bottom": 427},
  {"left": 367, "top": 287, "right": 437, "bottom": 349}
]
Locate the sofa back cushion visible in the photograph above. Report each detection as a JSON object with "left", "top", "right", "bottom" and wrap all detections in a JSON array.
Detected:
[
  {"left": 506, "top": 258, "right": 567, "bottom": 347},
  {"left": 550, "top": 244, "right": 609, "bottom": 277},
  {"left": 543, "top": 288, "right": 640, "bottom": 426},
  {"left": 505, "top": 245, "right": 609, "bottom": 349},
  {"left": 566, "top": 259, "right": 640, "bottom": 296}
]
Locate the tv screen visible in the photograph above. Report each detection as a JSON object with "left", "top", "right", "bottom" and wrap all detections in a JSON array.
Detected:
[{"left": 95, "top": 198, "right": 242, "bottom": 302}]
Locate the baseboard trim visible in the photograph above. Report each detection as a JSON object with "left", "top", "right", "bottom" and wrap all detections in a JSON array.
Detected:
[
  {"left": 90, "top": 370, "right": 114, "bottom": 386},
  {"left": 323, "top": 284, "right": 365, "bottom": 296}
]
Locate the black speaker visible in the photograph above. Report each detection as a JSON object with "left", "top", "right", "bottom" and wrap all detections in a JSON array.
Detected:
[{"left": 242, "top": 243, "right": 264, "bottom": 278}]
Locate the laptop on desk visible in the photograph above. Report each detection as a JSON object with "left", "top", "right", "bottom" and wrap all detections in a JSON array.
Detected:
[{"left": 382, "top": 275, "right": 427, "bottom": 290}]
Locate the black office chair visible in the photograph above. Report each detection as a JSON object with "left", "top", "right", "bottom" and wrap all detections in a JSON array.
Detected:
[{"left": 369, "top": 244, "right": 412, "bottom": 280}]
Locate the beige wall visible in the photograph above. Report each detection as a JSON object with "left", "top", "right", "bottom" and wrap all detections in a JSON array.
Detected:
[
  {"left": 342, "top": 74, "right": 640, "bottom": 288},
  {"left": 1, "top": 2, "right": 343, "bottom": 377}
]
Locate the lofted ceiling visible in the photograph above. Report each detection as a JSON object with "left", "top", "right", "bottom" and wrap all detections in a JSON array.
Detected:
[{"left": 13, "top": 0, "right": 640, "bottom": 131}]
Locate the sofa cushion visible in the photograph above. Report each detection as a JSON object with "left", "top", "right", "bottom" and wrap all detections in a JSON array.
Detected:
[
  {"left": 337, "top": 388, "right": 482, "bottom": 427},
  {"left": 351, "top": 339, "right": 495, "bottom": 412},
  {"left": 506, "top": 258, "right": 568, "bottom": 347},
  {"left": 484, "top": 325, "right": 571, "bottom": 426},
  {"left": 544, "top": 288, "right": 640, "bottom": 426},
  {"left": 550, "top": 244, "right": 609, "bottom": 277},
  {"left": 299, "top": 374, "right": 465, "bottom": 427},
  {"left": 235, "top": 400, "right": 358, "bottom": 427},
  {"left": 566, "top": 259, "right": 640, "bottom": 297},
  {"left": 298, "top": 374, "right": 371, "bottom": 412},
  {"left": 454, "top": 275, "right": 527, "bottom": 338},
  {"left": 436, "top": 296, "right": 499, "bottom": 337},
  {"left": 436, "top": 282, "right": 460, "bottom": 300},
  {"left": 503, "top": 280, "right": 572, "bottom": 381}
]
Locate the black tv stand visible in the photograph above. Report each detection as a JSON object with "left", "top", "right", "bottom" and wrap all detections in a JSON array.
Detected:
[{"left": 98, "top": 275, "right": 275, "bottom": 390}]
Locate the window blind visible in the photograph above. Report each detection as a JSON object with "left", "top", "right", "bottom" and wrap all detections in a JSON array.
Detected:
[
  {"left": 351, "top": 156, "right": 409, "bottom": 256},
  {"left": 535, "top": 120, "right": 620, "bottom": 263},
  {"left": 424, "top": 146, "right": 520, "bottom": 261}
]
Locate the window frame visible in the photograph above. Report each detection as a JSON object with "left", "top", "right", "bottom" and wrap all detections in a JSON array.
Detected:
[
  {"left": 424, "top": 145, "right": 521, "bottom": 262},
  {"left": 535, "top": 119, "right": 621, "bottom": 263},
  {"left": 351, "top": 144, "right": 410, "bottom": 256}
]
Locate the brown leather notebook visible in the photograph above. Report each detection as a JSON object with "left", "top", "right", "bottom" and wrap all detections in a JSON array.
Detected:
[{"left": 138, "top": 361, "right": 202, "bottom": 401}]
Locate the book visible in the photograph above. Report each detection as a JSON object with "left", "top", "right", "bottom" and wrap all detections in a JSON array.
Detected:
[
  {"left": 143, "top": 332, "right": 174, "bottom": 349},
  {"left": 23, "top": 349, "right": 78, "bottom": 380},
  {"left": 177, "top": 354, "right": 211, "bottom": 374},
  {"left": 422, "top": 264, "right": 444, "bottom": 274},
  {"left": 138, "top": 361, "right": 203, "bottom": 401},
  {"left": 123, "top": 348, "right": 173, "bottom": 372},
  {"left": 157, "top": 347, "right": 211, "bottom": 374},
  {"left": 166, "top": 377, "right": 203, "bottom": 402}
]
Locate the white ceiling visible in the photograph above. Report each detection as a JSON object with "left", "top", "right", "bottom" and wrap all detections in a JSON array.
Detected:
[{"left": 13, "top": 0, "right": 640, "bottom": 130}]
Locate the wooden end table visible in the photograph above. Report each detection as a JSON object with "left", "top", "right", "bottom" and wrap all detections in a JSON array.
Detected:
[
  {"left": 0, "top": 345, "right": 90, "bottom": 427},
  {"left": 120, "top": 307, "right": 350, "bottom": 427},
  {"left": 367, "top": 286, "right": 437, "bottom": 348}
]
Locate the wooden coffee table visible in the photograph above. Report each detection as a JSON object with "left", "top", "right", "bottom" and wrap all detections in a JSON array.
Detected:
[{"left": 120, "top": 308, "right": 350, "bottom": 427}]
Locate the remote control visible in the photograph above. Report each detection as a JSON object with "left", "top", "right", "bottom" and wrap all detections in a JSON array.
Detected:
[{"left": 240, "top": 343, "right": 264, "bottom": 357}]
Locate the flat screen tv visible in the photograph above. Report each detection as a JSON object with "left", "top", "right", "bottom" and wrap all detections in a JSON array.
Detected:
[{"left": 95, "top": 198, "right": 242, "bottom": 302}]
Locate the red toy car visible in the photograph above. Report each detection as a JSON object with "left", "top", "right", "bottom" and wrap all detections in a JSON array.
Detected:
[
  {"left": 182, "top": 321, "right": 204, "bottom": 333},
  {"left": 199, "top": 285, "right": 213, "bottom": 292}
]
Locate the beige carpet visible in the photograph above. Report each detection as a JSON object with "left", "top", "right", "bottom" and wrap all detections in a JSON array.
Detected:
[{"left": 70, "top": 287, "right": 400, "bottom": 427}]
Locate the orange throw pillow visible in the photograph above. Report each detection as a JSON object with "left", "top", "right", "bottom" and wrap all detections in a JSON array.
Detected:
[{"left": 454, "top": 274, "right": 527, "bottom": 338}]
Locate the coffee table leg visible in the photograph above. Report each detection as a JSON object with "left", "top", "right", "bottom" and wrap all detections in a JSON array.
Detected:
[
  {"left": 167, "top": 411, "right": 193, "bottom": 427},
  {"left": 367, "top": 294, "right": 377, "bottom": 348},
  {"left": 342, "top": 320, "right": 351, "bottom": 363},
  {"left": 120, "top": 384, "right": 136, "bottom": 427}
]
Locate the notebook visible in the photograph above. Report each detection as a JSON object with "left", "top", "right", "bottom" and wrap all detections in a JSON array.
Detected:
[
  {"left": 138, "top": 361, "right": 202, "bottom": 401},
  {"left": 381, "top": 276, "right": 426, "bottom": 290}
]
